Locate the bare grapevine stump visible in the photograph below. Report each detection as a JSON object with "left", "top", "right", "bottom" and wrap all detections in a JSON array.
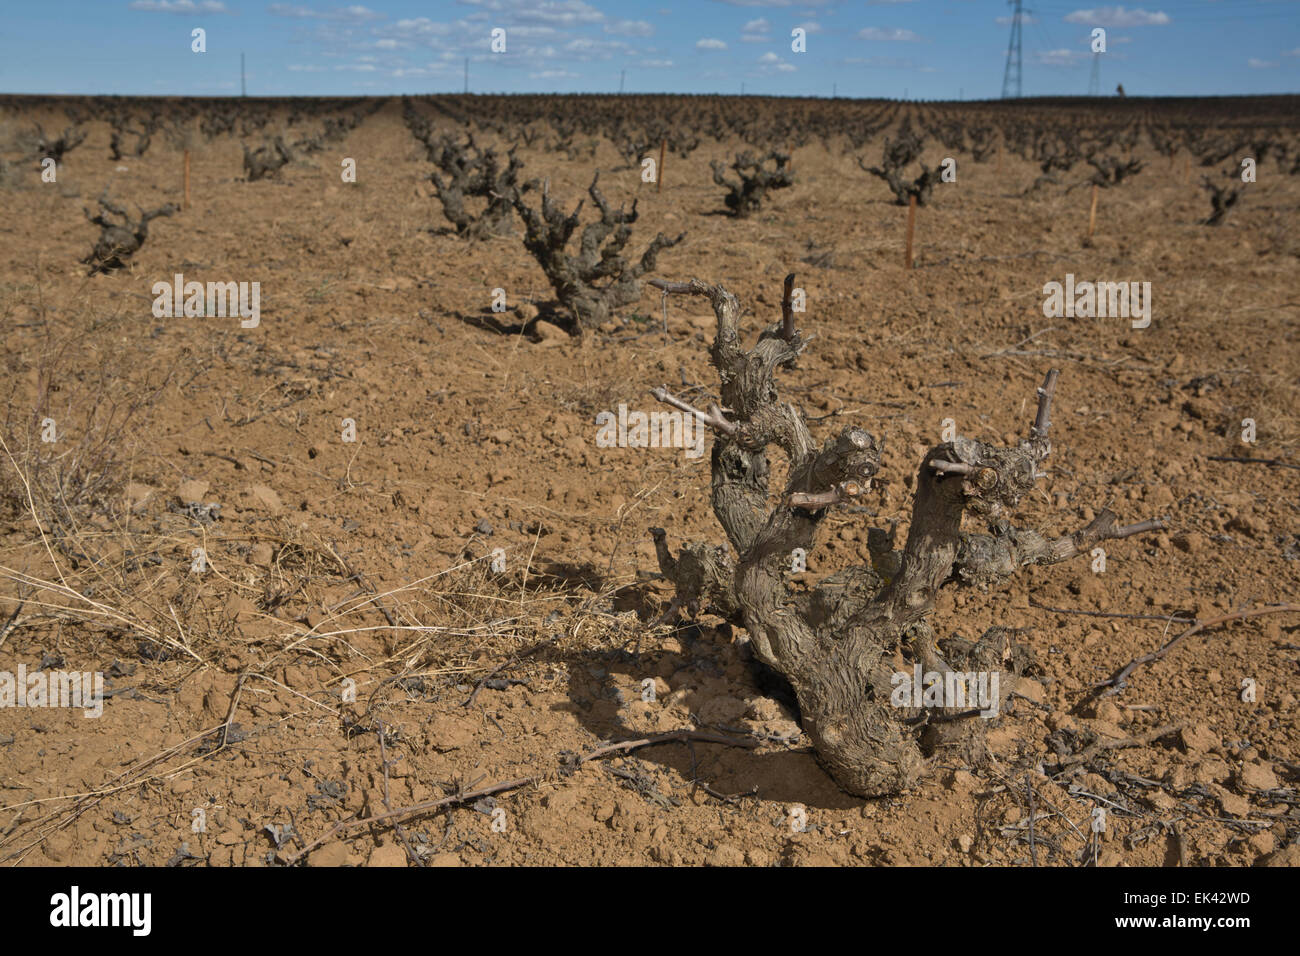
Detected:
[{"left": 646, "top": 276, "right": 1163, "bottom": 797}]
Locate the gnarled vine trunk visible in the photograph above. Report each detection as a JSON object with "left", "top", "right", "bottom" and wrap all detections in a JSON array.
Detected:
[{"left": 648, "top": 276, "right": 1162, "bottom": 797}]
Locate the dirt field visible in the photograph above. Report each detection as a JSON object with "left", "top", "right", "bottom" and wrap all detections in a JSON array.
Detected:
[{"left": 0, "top": 95, "right": 1296, "bottom": 867}]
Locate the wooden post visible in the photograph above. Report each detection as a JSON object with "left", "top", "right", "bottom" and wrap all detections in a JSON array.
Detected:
[
  {"left": 657, "top": 139, "right": 665, "bottom": 194},
  {"left": 905, "top": 193, "right": 916, "bottom": 270},
  {"left": 183, "top": 149, "right": 191, "bottom": 210},
  {"left": 1087, "top": 183, "right": 1098, "bottom": 238}
]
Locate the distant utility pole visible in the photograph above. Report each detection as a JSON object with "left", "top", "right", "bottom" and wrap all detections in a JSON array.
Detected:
[
  {"left": 1001, "top": 0, "right": 1025, "bottom": 99},
  {"left": 241, "top": 52, "right": 246, "bottom": 96},
  {"left": 464, "top": 57, "right": 469, "bottom": 94},
  {"left": 1088, "top": 52, "right": 1101, "bottom": 95},
  {"left": 619, "top": 69, "right": 625, "bottom": 93}
]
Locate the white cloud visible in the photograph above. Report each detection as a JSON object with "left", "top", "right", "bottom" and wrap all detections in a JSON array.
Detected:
[
  {"left": 1247, "top": 57, "right": 1278, "bottom": 69},
  {"left": 606, "top": 19, "right": 654, "bottom": 37},
  {"left": 711, "top": 0, "right": 834, "bottom": 6},
  {"left": 385, "top": 17, "right": 456, "bottom": 38},
  {"left": 1034, "top": 48, "right": 1088, "bottom": 66},
  {"left": 796, "top": 21, "right": 823, "bottom": 35},
  {"left": 697, "top": 38, "right": 728, "bottom": 49},
  {"left": 859, "top": 27, "right": 921, "bottom": 42},
  {"left": 742, "top": 17, "right": 771, "bottom": 33},
  {"left": 564, "top": 36, "right": 634, "bottom": 59},
  {"left": 128, "top": 1, "right": 228, "bottom": 12},
  {"left": 757, "top": 51, "right": 796, "bottom": 72},
  {"left": 268, "top": 4, "right": 383, "bottom": 19},
  {"left": 287, "top": 64, "right": 327, "bottom": 71},
  {"left": 640, "top": 58, "right": 674, "bottom": 68},
  {"left": 996, "top": 14, "right": 1037, "bottom": 25},
  {"left": 1283, "top": 48, "right": 1300, "bottom": 58},
  {"left": 461, "top": 0, "right": 604, "bottom": 27},
  {"left": 1064, "top": 7, "right": 1170, "bottom": 28},
  {"left": 845, "top": 55, "right": 918, "bottom": 68},
  {"left": 530, "top": 69, "right": 580, "bottom": 78}
]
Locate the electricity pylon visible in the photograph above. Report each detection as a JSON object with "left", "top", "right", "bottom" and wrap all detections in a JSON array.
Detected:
[{"left": 1001, "top": 0, "right": 1025, "bottom": 99}]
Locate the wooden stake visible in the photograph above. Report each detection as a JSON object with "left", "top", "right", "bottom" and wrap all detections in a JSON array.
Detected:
[
  {"left": 657, "top": 139, "right": 665, "bottom": 193},
  {"left": 183, "top": 149, "right": 191, "bottom": 210},
  {"left": 905, "top": 193, "right": 916, "bottom": 270},
  {"left": 1087, "top": 183, "right": 1098, "bottom": 238}
]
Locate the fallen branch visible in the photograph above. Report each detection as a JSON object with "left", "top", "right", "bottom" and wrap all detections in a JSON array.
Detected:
[
  {"left": 1029, "top": 598, "right": 1194, "bottom": 624},
  {"left": 1049, "top": 722, "right": 1187, "bottom": 771},
  {"left": 462, "top": 634, "right": 559, "bottom": 708},
  {"left": 1090, "top": 604, "right": 1300, "bottom": 700},
  {"left": 1207, "top": 455, "right": 1300, "bottom": 472},
  {"left": 281, "top": 729, "right": 758, "bottom": 865}
]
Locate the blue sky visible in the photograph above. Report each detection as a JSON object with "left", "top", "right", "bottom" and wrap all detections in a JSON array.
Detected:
[{"left": 1, "top": 1, "right": 1297, "bottom": 99}]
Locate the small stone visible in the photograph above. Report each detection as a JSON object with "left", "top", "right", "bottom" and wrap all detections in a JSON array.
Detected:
[
  {"left": 177, "top": 479, "right": 210, "bottom": 501},
  {"left": 1180, "top": 723, "right": 1220, "bottom": 754},
  {"left": 533, "top": 320, "right": 568, "bottom": 346},
  {"left": 945, "top": 769, "right": 978, "bottom": 793},
  {"left": 367, "top": 844, "right": 408, "bottom": 867},
  {"left": 248, "top": 484, "right": 283, "bottom": 514},
  {"left": 1193, "top": 758, "right": 1232, "bottom": 785},
  {"left": 745, "top": 696, "right": 783, "bottom": 722},
  {"left": 708, "top": 844, "right": 745, "bottom": 867},
  {"left": 1093, "top": 699, "right": 1123, "bottom": 724},
  {"left": 1227, "top": 514, "right": 1268, "bottom": 538},
  {"left": 957, "top": 834, "right": 974, "bottom": 853},
  {"left": 696, "top": 695, "right": 747, "bottom": 725},
  {"left": 1237, "top": 762, "right": 1279, "bottom": 791},
  {"left": 475, "top": 518, "right": 494, "bottom": 535},
  {"left": 1248, "top": 831, "right": 1276, "bottom": 856},
  {"left": 1209, "top": 785, "right": 1251, "bottom": 818},
  {"left": 1148, "top": 791, "right": 1176, "bottom": 811},
  {"left": 1014, "top": 678, "right": 1045, "bottom": 704},
  {"left": 124, "top": 482, "right": 155, "bottom": 512},
  {"left": 1259, "top": 845, "right": 1300, "bottom": 867}
]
